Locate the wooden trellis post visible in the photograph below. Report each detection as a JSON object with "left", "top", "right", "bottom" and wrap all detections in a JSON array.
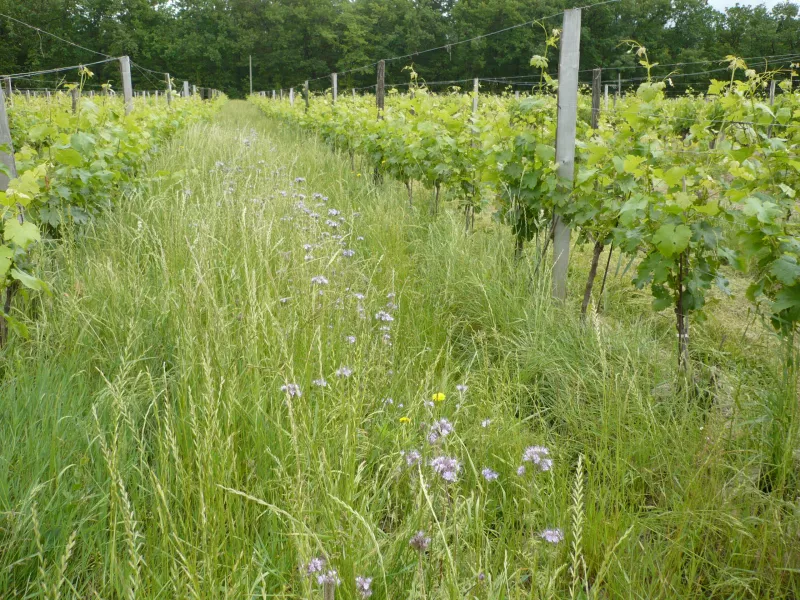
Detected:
[
  {"left": 591, "top": 68, "right": 601, "bottom": 129},
  {"left": 304, "top": 80, "right": 309, "bottom": 110},
  {"left": 332, "top": 73, "right": 338, "bottom": 104},
  {"left": 166, "top": 73, "right": 172, "bottom": 107}
]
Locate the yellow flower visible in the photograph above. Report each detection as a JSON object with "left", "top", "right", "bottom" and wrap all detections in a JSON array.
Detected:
[
  {"left": 356, "top": 173, "right": 361, "bottom": 177},
  {"left": 432, "top": 392, "right": 446, "bottom": 402},
  {"left": 399, "top": 416, "right": 411, "bottom": 424}
]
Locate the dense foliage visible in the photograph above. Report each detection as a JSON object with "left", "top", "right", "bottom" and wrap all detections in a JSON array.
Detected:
[
  {"left": 0, "top": 0, "right": 799, "bottom": 97},
  {"left": 250, "top": 58, "right": 800, "bottom": 369},
  {"left": 0, "top": 86, "right": 223, "bottom": 341}
]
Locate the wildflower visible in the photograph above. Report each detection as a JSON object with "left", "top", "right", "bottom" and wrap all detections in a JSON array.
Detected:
[
  {"left": 303, "top": 243, "right": 314, "bottom": 251},
  {"left": 305, "top": 254, "right": 313, "bottom": 261},
  {"left": 295, "top": 177, "right": 306, "bottom": 183},
  {"left": 432, "top": 392, "right": 446, "bottom": 402},
  {"left": 280, "top": 297, "right": 290, "bottom": 304},
  {"left": 382, "top": 333, "right": 392, "bottom": 345},
  {"left": 306, "top": 557, "right": 326, "bottom": 575},
  {"left": 481, "top": 419, "right": 491, "bottom": 428},
  {"left": 353, "top": 292, "right": 365, "bottom": 300},
  {"left": 425, "top": 401, "right": 434, "bottom": 408},
  {"left": 540, "top": 528, "right": 564, "bottom": 544},
  {"left": 482, "top": 467, "right": 499, "bottom": 482},
  {"left": 427, "top": 419, "right": 454, "bottom": 444},
  {"left": 387, "top": 292, "right": 396, "bottom": 299},
  {"left": 375, "top": 310, "right": 394, "bottom": 322},
  {"left": 335, "top": 366, "right": 353, "bottom": 378},
  {"left": 342, "top": 249, "right": 355, "bottom": 257},
  {"left": 311, "top": 275, "right": 329, "bottom": 285},
  {"left": 456, "top": 384, "right": 468, "bottom": 394},
  {"left": 386, "top": 301, "right": 398, "bottom": 311},
  {"left": 404, "top": 449, "right": 421, "bottom": 466},
  {"left": 516, "top": 465, "right": 526, "bottom": 476},
  {"left": 345, "top": 335, "right": 356, "bottom": 344},
  {"left": 281, "top": 383, "right": 301, "bottom": 397},
  {"left": 399, "top": 416, "right": 411, "bottom": 424},
  {"left": 357, "top": 236, "right": 365, "bottom": 241},
  {"left": 312, "top": 378, "right": 328, "bottom": 388},
  {"left": 383, "top": 398, "right": 394, "bottom": 405},
  {"left": 430, "top": 455, "right": 461, "bottom": 482},
  {"left": 355, "top": 576, "right": 373, "bottom": 598},
  {"left": 522, "top": 446, "right": 551, "bottom": 470},
  {"left": 317, "top": 570, "right": 341, "bottom": 586},
  {"left": 325, "top": 219, "right": 339, "bottom": 228},
  {"left": 328, "top": 208, "right": 340, "bottom": 216},
  {"left": 409, "top": 531, "right": 431, "bottom": 552}
]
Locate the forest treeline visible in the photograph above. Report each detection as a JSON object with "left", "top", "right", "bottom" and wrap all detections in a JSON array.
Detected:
[{"left": 0, "top": 0, "right": 798, "bottom": 97}]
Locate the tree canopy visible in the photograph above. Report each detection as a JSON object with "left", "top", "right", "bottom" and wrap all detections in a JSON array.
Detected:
[{"left": 0, "top": 0, "right": 798, "bottom": 97}]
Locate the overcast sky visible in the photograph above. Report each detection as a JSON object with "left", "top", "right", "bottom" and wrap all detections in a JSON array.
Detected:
[{"left": 707, "top": 0, "right": 785, "bottom": 10}]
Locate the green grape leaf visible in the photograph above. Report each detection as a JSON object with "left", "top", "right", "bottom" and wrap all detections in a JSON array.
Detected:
[
  {"left": 769, "top": 255, "right": 800, "bottom": 286},
  {"left": 652, "top": 224, "right": 691, "bottom": 258},
  {"left": 10, "top": 268, "right": 48, "bottom": 292},
  {"left": 3, "top": 219, "right": 41, "bottom": 249},
  {"left": 55, "top": 148, "right": 84, "bottom": 167}
]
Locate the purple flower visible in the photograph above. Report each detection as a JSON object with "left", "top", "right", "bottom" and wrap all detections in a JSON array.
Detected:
[
  {"left": 430, "top": 456, "right": 461, "bottom": 482},
  {"left": 328, "top": 208, "right": 340, "bottom": 216},
  {"left": 516, "top": 465, "right": 526, "bottom": 476},
  {"left": 280, "top": 383, "right": 301, "bottom": 397},
  {"left": 404, "top": 449, "right": 421, "bottom": 466},
  {"left": 306, "top": 557, "right": 326, "bottom": 575},
  {"left": 345, "top": 335, "right": 356, "bottom": 344},
  {"left": 342, "top": 249, "right": 355, "bottom": 257},
  {"left": 456, "top": 384, "right": 468, "bottom": 394},
  {"left": 427, "top": 419, "right": 454, "bottom": 444},
  {"left": 295, "top": 177, "right": 306, "bottom": 183},
  {"left": 540, "top": 528, "right": 564, "bottom": 544},
  {"left": 335, "top": 366, "right": 353, "bottom": 378},
  {"left": 311, "top": 275, "right": 329, "bottom": 285},
  {"left": 303, "top": 243, "right": 314, "bottom": 251},
  {"left": 352, "top": 292, "right": 365, "bottom": 300},
  {"left": 325, "top": 219, "right": 339, "bottom": 228},
  {"left": 481, "top": 419, "right": 491, "bottom": 428},
  {"left": 317, "top": 570, "right": 341, "bottom": 586},
  {"left": 312, "top": 378, "right": 328, "bottom": 388},
  {"left": 481, "top": 467, "right": 499, "bottom": 482},
  {"left": 409, "top": 531, "right": 431, "bottom": 552},
  {"left": 374, "top": 310, "right": 394, "bottom": 322},
  {"left": 355, "top": 576, "right": 373, "bottom": 598},
  {"left": 523, "top": 446, "right": 551, "bottom": 471}
]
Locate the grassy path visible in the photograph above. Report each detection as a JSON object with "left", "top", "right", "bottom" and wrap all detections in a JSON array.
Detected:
[{"left": 0, "top": 101, "right": 797, "bottom": 599}]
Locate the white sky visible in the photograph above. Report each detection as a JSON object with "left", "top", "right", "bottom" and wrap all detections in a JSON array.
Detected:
[{"left": 708, "top": 0, "right": 786, "bottom": 10}]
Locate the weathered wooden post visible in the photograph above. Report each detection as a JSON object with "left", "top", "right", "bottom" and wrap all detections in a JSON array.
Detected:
[
  {"left": 376, "top": 59, "right": 385, "bottom": 119},
  {"left": 166, "top": 73, "right": 173, "bottom": 107},
  {"left": 120, "top": 56, "right": 133, "bottom": 115},
  {"left": 552, "top": 8, "right": 582, "bottom": 301},
  {"left": 304, "top": 80, "right": 309, "bottom": 110},
  {"left": 249, "top": 55, "right": 253, "bottom": 96},
  {"left": 0, "top": 86, "right": 17, "bottom": 192},
  {"left": 182, "top": 81, "right": 189, "bottom": 98},
  {"left": 332, "top": 73, "right": 338, "bottom": 104},
  {"left": 472, "top": 78, "right": 479, "bottom": 115},
  {"left": 192, "top": 84, "right": 197, "bottom": 97}
]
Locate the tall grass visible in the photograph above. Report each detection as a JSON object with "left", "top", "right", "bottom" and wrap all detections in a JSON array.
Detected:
[{"left": 0, "top": 101, "right": 797, "bottom": 599}]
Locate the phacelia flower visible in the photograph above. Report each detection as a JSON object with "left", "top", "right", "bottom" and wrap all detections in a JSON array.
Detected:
[
  {"left": 482, "top": 467, "right": 499, "bottom": 482},
  {"left": 374, "top": 310, "right": 394, "bottom": 322},
  {"left": 409, "top": 531, "right": 431, "bottom": 552},
  {"left": 522, "top": 446, "right": 551, "bottom": 471},
  {"left": 540, "top": 528, "right": 564, "bottom": 544},
  {"left": 430, "top": 455, "right": 461, "bottom": 482},
  {"left": 516, "top": 465, "right": 526, "bottom": 476},
  {"left": 317, "top": 570, "right": 341, "bottom": 586},
  {"left": 312, "top": 378, "right": 328, "bottom": 388},
  {"left": 427, "top": 419, "right": 454, "bottom": 444},
  {"left": 456, "top": 384, "right": 468, "bottom": 394},
  {"left": 342, "top": 249, "right": 355, "bottom": 257},
  {"left": 335, "top": 366, "right": 353, "bottom": 378},
  {"left": 280, "top": 383, "right": 301, "bottom": 397},
  {"left": 404, "top": 449, "right": 421, "bottom": 466},
  {"left": 345, "top": 335, "right": 356, "bottom": 344},
  {"left": 311, "top": 275, "right": 329, "bottom": 285},
  {"left": 355, "top": 576, "right": 373, "bottom": 598},
  {"left": 306, "top": 557, "right": 326, "bottom": 575}
]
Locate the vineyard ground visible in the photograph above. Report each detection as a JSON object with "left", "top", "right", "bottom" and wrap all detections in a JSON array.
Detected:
[{"left": 1, "top": 101, "right": 797, "bottom": 599}]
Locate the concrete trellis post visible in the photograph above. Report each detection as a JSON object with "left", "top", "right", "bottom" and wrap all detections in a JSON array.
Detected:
[
  {"left": 183, "top": 81, "right": 189, "bottom": 98},
  {"left": 0, "top": 86, "right": 17, "bottom": 192},
  {"left": 552, "top": 8, "right": 582, "bottom": 301},
  {"left": 332, "top": 73, "right": 338, "bottom": 104},
  {"left": 166, "top": 73, "right": 173, "bottom": 107},
  {"left": 120, "top": 56, "right": 133, "bottom": 115}
]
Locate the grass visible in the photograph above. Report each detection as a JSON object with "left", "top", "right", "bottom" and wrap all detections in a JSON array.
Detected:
[{"left": 1, "top": 99, "right": 798, "bottom": 599}]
